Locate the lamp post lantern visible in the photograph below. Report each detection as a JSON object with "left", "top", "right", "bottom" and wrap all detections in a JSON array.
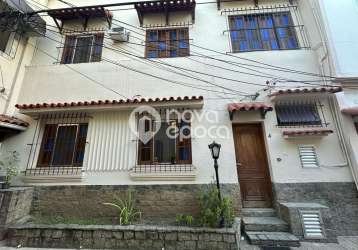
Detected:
[{"left": 208, "top": 141, "right": 224, "bottom": 227}]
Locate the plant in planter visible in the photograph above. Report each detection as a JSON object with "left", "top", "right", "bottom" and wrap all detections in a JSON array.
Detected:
[
  {"left": 198, "top": 185, "right": 235, "bottom": 228},
  {"left": 103, "top": 190, "right": 142, "bottom": 225},
  {"left": 0, "top": 151, "right": 20, "bottom": 189}
]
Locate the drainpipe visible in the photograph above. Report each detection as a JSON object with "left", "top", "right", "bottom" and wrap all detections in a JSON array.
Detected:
[{"left": 3, "top": 37, "right": 29, "bottom": 115}]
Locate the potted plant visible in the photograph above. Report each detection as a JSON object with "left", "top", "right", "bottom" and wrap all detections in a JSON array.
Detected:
[{"left": 0, "top": 151, "right": 20, "bottom": 189}]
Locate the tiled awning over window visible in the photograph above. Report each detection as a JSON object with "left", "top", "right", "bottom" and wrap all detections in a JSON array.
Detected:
[
  {"left": 47, "top": 6, "right": 113, "bottom": 31},
  {"left": 269, "top": 87, "right": 342, "bottom": 98},
  {"left": 135, "top": 0, "right": 196, "bottom": 26},
  {"left": 228, "top": 102, "right": 273, "bottom": 120},
  {"left": 0, "top": 114, "right": 28, "bottom": 141},
  {"left": 15, "top": 96, "right": 204, "bottom": 115},
  {"left": 0, "top": 114, "right": 28, "bottom": 127}
]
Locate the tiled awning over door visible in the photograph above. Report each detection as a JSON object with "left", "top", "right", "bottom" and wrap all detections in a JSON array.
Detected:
[{"left": 228, "top": 102, "right": 273, "bottom": 120}]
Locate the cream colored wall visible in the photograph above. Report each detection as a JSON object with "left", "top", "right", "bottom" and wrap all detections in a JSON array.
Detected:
[{"left": 2, "top": 0, "right": 355, "bottom": 185}]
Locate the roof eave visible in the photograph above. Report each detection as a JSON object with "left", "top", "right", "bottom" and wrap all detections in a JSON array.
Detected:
[{"left": 17, "top": 100, "right": 204, "bottom": 116}]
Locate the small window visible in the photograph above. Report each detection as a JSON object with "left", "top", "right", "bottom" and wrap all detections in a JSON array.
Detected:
[
  {"left": 229, "top": 12, "right": 299, "bottom": 52},
  {"left": 298, "top": 145, "right": 319, "bottom": 168},
  {"left": 145, "top": 28, "right": 189, "bottom": 58},
  {"left": 275, "top": 103, "right": 322, "bottom": 127},
  {"left": 61, "top": 33, "right": 104, "bottom": 64},
  {"left": 37, "top": 123, "right": 88, "bottom": 167},
  {"left": 138, "top": 119, "right": 192, "bottom": 165}
]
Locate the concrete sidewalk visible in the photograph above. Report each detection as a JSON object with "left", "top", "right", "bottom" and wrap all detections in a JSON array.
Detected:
[{"left": 1, "top": 236, "right": 358, "bottom": 249}]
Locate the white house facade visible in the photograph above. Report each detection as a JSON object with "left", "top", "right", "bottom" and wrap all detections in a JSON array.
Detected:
[{"left": 1, "top": 0, "right": 358, "bottom": 245}]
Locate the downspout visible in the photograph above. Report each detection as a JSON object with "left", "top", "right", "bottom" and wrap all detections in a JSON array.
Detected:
[
  {"left": 3, "top": 37, "right": 29, "bottom": 114},
  {"left": 309, "top": 0, "right": 358, "bottom": 187}
]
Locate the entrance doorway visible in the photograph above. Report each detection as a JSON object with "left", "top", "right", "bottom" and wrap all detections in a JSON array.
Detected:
[{"left": 233, "top": 123, "right": 273, "bottom": 208}]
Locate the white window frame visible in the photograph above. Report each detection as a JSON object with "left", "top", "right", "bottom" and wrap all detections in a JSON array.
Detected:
[{"left": 70, "top": 35, "right": 95, "bottom": 64}]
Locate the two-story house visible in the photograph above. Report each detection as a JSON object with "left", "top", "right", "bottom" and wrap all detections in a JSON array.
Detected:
[{"left": 1, "top": 0, "right": 358, "bottom": 246}]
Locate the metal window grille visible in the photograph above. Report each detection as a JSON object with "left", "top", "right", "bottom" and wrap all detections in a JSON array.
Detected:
[
  {"left": 145, "top": 28, "right": 190, "bottom": 58},
  {"left": 25, "top": 112, "right": 90, "bottom": 176},
  {"left": 275, "top": 100, "right": 327, "bottom": 128},
  {"left": 298, "top": 145, "right": 319, "bottom": 168},
  {"left": 135, "top": 108, "right": 193, "bottom": 171},
  {"left": 300, "top": 210, "right": 325, "bottom": 239},
  {"left": 132, "top": 164, "right": 195, "bottom": 173},
  {"left": 222, "top": 4, "right": 310, "bottom": 53}
]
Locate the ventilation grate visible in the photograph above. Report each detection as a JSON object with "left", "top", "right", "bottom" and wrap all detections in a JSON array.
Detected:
[
  {"left": 298, "top": 145, "right": 319, "bottom": 168},
  {"left": 300, "top": 211, "right": 324, "bottom": 239}
]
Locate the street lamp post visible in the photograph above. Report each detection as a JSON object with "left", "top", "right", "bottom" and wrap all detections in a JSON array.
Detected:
[{"left": 208, "top": 141, "right": 224, "bottom": 227}]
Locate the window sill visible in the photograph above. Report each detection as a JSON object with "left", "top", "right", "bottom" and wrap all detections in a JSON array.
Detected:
[
  {"left": 22, "top": 167, "right": 83, "bottom": 183},
  {"left": 22, "top": 174, "right": 83, "bottom": 184},
  {"left": 282, "top": 128, "right": 334, "bottom": 139},
  {"left": 129, "top": 165, "right": 196, "bottom": 181}
]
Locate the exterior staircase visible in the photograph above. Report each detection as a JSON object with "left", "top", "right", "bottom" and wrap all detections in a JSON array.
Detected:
[{"left": 242, "top": 208, "right": 300, "bottom": 247}]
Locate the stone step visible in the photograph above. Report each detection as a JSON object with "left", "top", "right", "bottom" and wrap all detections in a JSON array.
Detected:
[
  {"left": 241, "top": 208, "right": 276, "bottom": 217},
  {"left": 246, "top": 231, "right": 300, "bottom": 247},
  {"left": 243, "top": 217, "right": 289, "bottom": 232}
]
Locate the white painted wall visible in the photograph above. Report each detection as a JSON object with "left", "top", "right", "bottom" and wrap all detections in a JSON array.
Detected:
[{"left": 2, "top": 0, "right": 355, "bottom": 185}]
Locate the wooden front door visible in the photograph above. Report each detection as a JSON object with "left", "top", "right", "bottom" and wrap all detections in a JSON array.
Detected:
[{"left": 233, "top": 123, "right": 272, "bottom": 208}]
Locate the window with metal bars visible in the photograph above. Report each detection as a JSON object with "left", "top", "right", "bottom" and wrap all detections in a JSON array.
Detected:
[
  {"left": 61, "top": 33, "right": 104, "bottom": 64},
  {"left": 37, "top": 123, "right": 88, "bottom": 168},
  {"left": 229, "top": 12, "right": 299, "bottom": 52},
  {"left": 275, "top": 103, "right": 322, "bottom": 127},
  {"left": 138, "top": 118, "right": 192, "bottom": 165},
  {"left": 145, "top": 28, "right": 190, "bottom": 58}
]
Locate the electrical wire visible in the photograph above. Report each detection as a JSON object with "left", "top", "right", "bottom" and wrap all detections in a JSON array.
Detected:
[
  {"left": 22, "top": 18, "right": 338, "bottom": 89},
  {"left": 20, "top": 2, "right": 339, "bottom": 86},
  {"left": 22, "top": 19, "right": 257, "bottom": 96},
  {"left": 26, "top": 22, "right": 247, "bottom": 97},
  {"left": 24, "top": 0, "right": 339, "bottom": 80}
]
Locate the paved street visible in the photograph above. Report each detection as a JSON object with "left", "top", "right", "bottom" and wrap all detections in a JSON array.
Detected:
[{"left": 1, "top": 236, "right": 358, "bottom": 250}]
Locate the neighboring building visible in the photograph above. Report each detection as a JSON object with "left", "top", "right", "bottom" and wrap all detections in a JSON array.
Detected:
[
  {"left": 0, "top": 0, "right": 46, "bottom": 141},
  {"left": 1, "top": 0, "right": 358, "bottom": 245},
  {"left": 310, "top": 0, "right": 358, "bottom": 189}
]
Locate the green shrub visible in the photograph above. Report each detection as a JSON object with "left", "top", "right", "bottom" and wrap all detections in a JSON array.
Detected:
[
  {"left": 103, "top": 190, "right": 142, "bottom": 225},
  {"left": 175, "top": 214, "right": 194, "bottom": 226},
  {"left": 0, "top": 151, "right": 20, "bottom": 186},
  {"left": 198, "top": 185, "right": 234, "bottom": 228}
]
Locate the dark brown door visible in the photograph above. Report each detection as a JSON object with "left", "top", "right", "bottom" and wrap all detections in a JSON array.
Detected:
[{"left": 233, "top": 123, "right": 272, "bottom": 208}]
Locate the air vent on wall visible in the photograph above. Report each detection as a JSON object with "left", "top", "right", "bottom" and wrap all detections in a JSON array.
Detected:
[
  {"left": 298, "top": 145, "right": 319, "bottom": 168},
  {"left": 300, "top": 211, "right": 325, "bottom": 239}
]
